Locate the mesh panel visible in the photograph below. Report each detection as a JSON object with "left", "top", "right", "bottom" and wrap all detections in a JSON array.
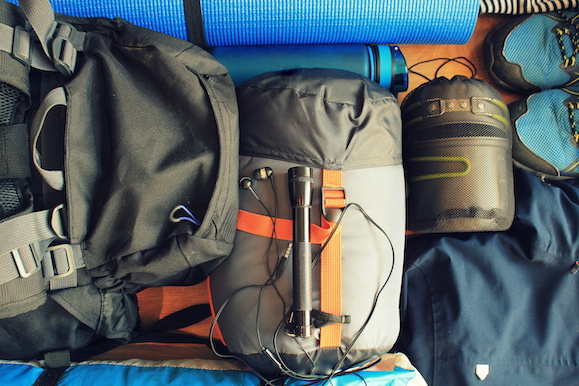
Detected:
[
  {"left": 515, "top": 89, "right": 577, "bottom": 172},
  {"left": 402, "top": 76, "right": 515, "bottom": 233},
  {"left": 0, "top": 180, "right": 25, "bottom": 220},
  {"left": 405, "top": 123, "right": 510, "bottom": 144},
  {"left": 0, "top": 81, "right": 28, "bottom": 219},
  {"left": 503, "top": 15, "right": 572, "bottom": 88},
  {"left": 0, "top": 82, "right": 21, "bottom": 126}
]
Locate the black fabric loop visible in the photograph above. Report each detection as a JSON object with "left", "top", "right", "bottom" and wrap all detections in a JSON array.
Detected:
[
  {"left": 32, "top": 367, "right": 68, "bottom": 386},
  {"left": 183, "top": 0, "right": 208, "bottom": 49},
  {"left": 311, "top": 309, "right": 351, "bottom": 329},
  {"left": 144, "top": 303, "right": 212, "bottom": 333}
]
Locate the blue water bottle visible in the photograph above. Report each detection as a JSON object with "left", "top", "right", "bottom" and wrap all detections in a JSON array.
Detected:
[{"left": 211, "top": 44, "right": 408, "bottom": 92}]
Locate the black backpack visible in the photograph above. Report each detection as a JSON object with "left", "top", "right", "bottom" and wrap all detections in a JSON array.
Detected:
[{"left": 0, "top": 0, "right": 238, "bottom": 361}]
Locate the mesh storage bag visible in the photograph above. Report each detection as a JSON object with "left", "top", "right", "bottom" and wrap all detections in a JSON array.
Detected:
[{"left": 402, "top": 75, "right": 515, "bottom": 233}]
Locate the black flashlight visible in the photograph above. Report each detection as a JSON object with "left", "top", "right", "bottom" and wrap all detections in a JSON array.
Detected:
[{"left": 287, "top": 166, "right": 314, "bottom": 338}]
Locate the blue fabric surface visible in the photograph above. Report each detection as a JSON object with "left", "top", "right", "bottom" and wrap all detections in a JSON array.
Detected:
[
  {"left": 516, "top": 89, "right": 579, "bottom": 175},
  {"left": 7, "top": 0, "right": 479, "bottom": 45},
  {"left": 395, "top": 168, "right": 579, "bottom": 385},
  {"left": 0, "top": 363, "right": 44, "bottom": 386},
  {"left": 59, "top": 364, "right": 260, "bottom": 386},
  {"left": 201, "top": 0, "right": 480, "bottom": 46},
  {"left": 504, "top": 13, "right": 573, "bottom": 89},
  {"left": 6, "top": 0, "right": 188, "bottom": 40},
  {"left": 286, "top": 368, "right": 417, "bottom": 385},
  {"left": 0, "top": 361, "right": 418, "bottom": 385}
]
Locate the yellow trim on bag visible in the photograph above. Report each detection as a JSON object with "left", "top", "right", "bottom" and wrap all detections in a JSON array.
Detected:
[{"left": 408, "top": 155, "right": 471, "bottom": 182}]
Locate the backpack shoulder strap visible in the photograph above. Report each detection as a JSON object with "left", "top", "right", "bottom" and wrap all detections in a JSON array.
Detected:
[
  {"left": 0, "top": 1, "right": 91, "bottom": 319},
  {"left": 18, "top": 0, "right": 85, "bottom": 77},
  {"left": 0, "top": 209, "right": 57, "bottom": 317}
]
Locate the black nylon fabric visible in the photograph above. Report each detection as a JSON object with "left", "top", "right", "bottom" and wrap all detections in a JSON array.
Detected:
[
  {"left": 0, "top": 286, "right": 138, "bottom": 360},
  {"left": 237, "top": 68, "right": 402, "bottom": 170},
  {"left": 183, "top": 0, "right": 207, "bottom": 48},
  {"left": 56, "top": 15, "right": 239, "bottom": 290},
  {"left": 394, "top": 168, "right": 579, "bottom": 385}
]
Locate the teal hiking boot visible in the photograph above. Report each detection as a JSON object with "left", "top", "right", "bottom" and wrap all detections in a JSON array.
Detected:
[
  {"left": 485, "top": 11, "right": 579, "bottom": 94},
  {"left": 510, "top": 88, "right": 579, "bottom": 179}
]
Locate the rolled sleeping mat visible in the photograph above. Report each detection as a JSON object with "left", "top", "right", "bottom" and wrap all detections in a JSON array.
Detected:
[
  {"left": 200, "top": 0, "right": 481, "bottom": 46},
  {"left": 16, "top": 0, "right": 481, "bottom": 46},
  {"left": 9, "top": 0, "right": 191, "bottom": 41},
  {"left": 211, "top": 44, "right": 408, "bottom": 92}
]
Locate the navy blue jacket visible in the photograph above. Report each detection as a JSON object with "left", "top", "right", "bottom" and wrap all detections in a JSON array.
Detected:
[{"left": 395, "top": 168, "right": 579, "bottom": 385}]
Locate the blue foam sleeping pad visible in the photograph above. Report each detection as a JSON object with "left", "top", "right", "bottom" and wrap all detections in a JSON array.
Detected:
[{"left": 7, "top": 0, "right": 480, "bottom": 45}]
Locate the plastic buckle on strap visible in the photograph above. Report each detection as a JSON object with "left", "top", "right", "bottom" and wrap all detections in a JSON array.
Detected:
[
  {"left": 11, "top": 247, "right": 39, "bottom": 279},
  {"left": 51, "top": 22, "right": 78, "bottom": 77},
  {"left": 12, "top": 25, "right": 31, "bottom": 66},
  {"left": 45, "top": 244, "right": 75, "bottom": 280},
  {"left": 321, "top": 186, "right": 346, "bottom": 222}
]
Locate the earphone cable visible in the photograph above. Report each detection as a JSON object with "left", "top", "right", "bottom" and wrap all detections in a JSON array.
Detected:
[
  {"left": 217, "top": 179, "right": 398, "bottom": 385},
  {"left": 408, "top": 56, "right": 478, "bottom": 82},
  {"left": 271, "top": 202, "right": 397, "bottom": 383}
]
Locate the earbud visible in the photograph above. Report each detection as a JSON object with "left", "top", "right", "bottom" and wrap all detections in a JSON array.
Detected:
[
  {"left": 239, "top": 176, "right": 252, "bottom": 190},
  {"left": 239, "top": 176, "right": 261, "bottom": 201},
  {"left": 253, "top": 167, "right": 274, "bottom": 181}
]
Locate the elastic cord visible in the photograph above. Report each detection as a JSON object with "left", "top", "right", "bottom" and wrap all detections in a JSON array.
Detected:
[{"left": 408, "top": 56, "right": 478, "bottom": 82}]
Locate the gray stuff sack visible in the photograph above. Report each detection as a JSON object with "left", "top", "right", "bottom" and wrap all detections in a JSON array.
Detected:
[{"left": 209, "top": 68, "right": 406, "bottom": 379}]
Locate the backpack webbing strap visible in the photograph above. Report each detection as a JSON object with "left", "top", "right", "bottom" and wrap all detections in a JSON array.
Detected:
[
  {"left": 183, "top": 0, "right": 208, "bottom": 49},
  {"left": 0, "top": 22, "right": 60, "bottom": 72},
  {"left": 32, "top": 367, "right": 68, "bottom": 386},
  {"left": 0, "top": 208, "right": 64, "bottom": 318},
  {"left": 18, "top": 0, "right": 55, "bottom": 59},
  {"left": 32, "top": 350, "right": 71, "bottom": 386},
  {"left": 0, "top": 242, "right": 84, "bottom": 318},
  {"left": 319, "top": 169, "right": 345, "bottom": 348},
  {"left": 30, "top": 87, "right": 66, "bottom": 191},
  {"left": 0, "top": 209, "right": 58, "bottom": 278},
  {"left": 43, "top": 243, "right": 85, "bottom": 291},
  {"left": 18, "top": 0, "right": 85, "bottom": 77}
]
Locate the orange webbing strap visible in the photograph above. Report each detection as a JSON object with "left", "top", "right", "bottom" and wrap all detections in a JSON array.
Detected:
[
  {"left": 319, "top": 169, "right": 345, "bottom": 348},
  {"left": 206, "top": 276, "right": 226, "bottom": 346},
  {"left": 235, "top": 169, "right": 345, "bottom": 348}
]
